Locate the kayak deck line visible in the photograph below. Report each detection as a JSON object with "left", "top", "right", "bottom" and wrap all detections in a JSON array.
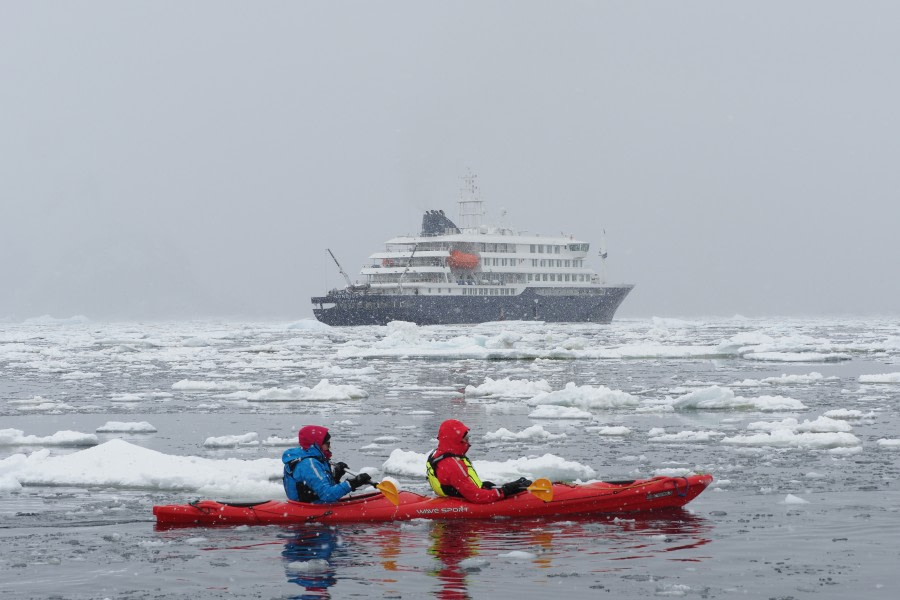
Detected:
[{"left": 153, "top": 474, "right": 713, "bottom": 528}]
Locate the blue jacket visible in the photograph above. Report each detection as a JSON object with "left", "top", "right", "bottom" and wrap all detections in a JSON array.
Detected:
[{"left": 282, "top": 445, "right": 351, "bottom": 503}]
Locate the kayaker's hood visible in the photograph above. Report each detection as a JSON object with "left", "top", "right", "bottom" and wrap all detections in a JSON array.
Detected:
[
  {"left": 297, "top": 425, "right": 331, "bottom": 459},
  {"left": 435, "top": 419, "right": 470, "bottom": 457}
]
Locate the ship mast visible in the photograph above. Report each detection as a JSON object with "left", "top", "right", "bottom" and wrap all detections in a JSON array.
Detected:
[
  {"left": 598, "top": 230, "right": 608, "bottom": 284},
  {"left": 457, "top": 170, "right": 484, "bottom": 230}
]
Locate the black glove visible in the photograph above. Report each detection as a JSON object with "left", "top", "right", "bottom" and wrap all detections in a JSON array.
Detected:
[
  {"left": 500, "top": 477, "right": 533, "bottom": 497},
  {"left": 481, "top": 481, "right": 496, "bottom": 490},
  {"left": 348, "top": 473, "right": 372, "bottom": 491},
  {"left": 332, "top": 462, "right": 349, "bottom": 481}
]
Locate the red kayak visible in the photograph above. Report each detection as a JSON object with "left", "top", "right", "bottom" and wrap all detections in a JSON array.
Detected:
[{"left": 153, "top": 474, "right": 712, "bottom": 528}]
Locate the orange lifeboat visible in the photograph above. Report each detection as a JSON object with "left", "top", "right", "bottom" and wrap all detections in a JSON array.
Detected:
[{"left": 448, "top": 250, "right": 479, "bottom": 270}]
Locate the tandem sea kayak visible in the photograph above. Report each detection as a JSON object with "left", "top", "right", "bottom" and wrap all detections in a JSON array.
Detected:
[{"left": 153, "top": 474, "right": 713, "bottom": 528}]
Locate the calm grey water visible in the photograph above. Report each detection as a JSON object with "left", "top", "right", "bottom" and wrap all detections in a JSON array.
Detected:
[{"left": 1, "top": 317, "right": 898, "bottom": 599}]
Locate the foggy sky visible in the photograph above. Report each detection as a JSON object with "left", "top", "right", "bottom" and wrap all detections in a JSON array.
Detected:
[{"left": 3, "top": 1, "right": 899, "bottom": 321}]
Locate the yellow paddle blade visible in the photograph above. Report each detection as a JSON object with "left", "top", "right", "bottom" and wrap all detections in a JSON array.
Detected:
[
  {"left": 528, "top": 478, "right": 553, "bottom": 503},
  {"left": 376, "top": 480, "right": 400, "bottom": 506}
]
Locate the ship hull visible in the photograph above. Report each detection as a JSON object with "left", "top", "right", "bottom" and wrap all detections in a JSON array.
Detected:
[{"left": 312, "top": 285, "right": 633, "bottom": 326}]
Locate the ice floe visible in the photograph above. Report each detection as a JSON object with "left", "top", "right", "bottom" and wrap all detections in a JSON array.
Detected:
[
  {"left": 823, "top": 409, "right": 877, "bottom": 420},
  {"left": 95, "top": 421, "right": 158, "bottom": 433},
  {"left": 381, "top": 448, "right": 596, "bottom": 482},
  {"left": 528, "top": 405, "right": 594, "bottom": 419},
  {"left": 722, "top": 429, "right": 860, "bottom": 450},
  {"left": 670, "top": 386, "right": 807, "bottom": 411},
  {"left": 730, "top": 372, "right": 836, "bottom": 386},
  {"left": 0, "top": 428, "right": 99, "bottom": 447},
  {"left": 859, "top": 372, "right": 900, "bottom": 383},
  {"left": 465, "top": 377, "right": 552, "bottom": 398},
  {"left": 204, "top": 432, "right": 261, "bottom": 448},
  {"left": 484, "top": 425, "right": 566, "bottom": 442},
  {"left": 0, "top": 439, "right": 282, "bottom": 498},
  {"left": 220, "top": 379, "right": 368, "bottom": 402},
  {"left": 647, "top": 429, "right": 724, "bottom": 443},
  {"left": 526, "top": 382, "right": 640, "bottom": 410}
]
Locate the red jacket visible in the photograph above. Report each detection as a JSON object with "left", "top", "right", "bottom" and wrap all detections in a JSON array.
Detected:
[{"left": 431, "top": 419, "right": 503, "bottom": 504}]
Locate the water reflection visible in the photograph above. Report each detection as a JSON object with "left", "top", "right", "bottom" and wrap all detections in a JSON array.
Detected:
[
  {"left": 281, "top": 526, "right": 340, "bottom": 599},
  {"left": 424, "top": 510, "right": 712, "bottom": 597},
  {"left": 274, "top": 511, "right": 712, "bottom": 598}
]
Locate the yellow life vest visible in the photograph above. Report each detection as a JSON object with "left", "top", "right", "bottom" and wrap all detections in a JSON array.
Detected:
[{"left": 426, "top": 451, "right": 483, "bottom": 497}]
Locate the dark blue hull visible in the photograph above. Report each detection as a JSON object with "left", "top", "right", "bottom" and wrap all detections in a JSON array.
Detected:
[{"left": 312, "top": 286, "right": 633, "bottom": 326}]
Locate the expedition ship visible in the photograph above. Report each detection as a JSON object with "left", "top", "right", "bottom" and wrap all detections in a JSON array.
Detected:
[{"left": 312, "top": 174, "right": 633, "bottom": 326}]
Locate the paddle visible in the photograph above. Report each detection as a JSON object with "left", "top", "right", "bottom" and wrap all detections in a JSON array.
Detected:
[
  {"left": 375, "top": 479, "right": 400, "bottom": 506},
  {"left": 527, "top": 478, "right": 553, "bottom": 502},
  {"left": 343, "top": 469, "right": 400, "bottom": 506}
]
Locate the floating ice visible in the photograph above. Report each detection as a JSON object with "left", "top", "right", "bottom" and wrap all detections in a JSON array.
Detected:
[
  {"left": 743, "top": 351, "right": 851, "bottom": 362},
  {"left": 586, "top": 425, "right": 632, "bottom": 436},
  {"left": 204, "top": 432, "right": 260, "bottom": 448},
  {"left": 221, "top": 379, "right": 368, "bottom": 402},
  {"left": 262, "top": 436, "right": 296, "bottom": 446},
  {"left": 0, "top": 439, "right": 282, "bottom": 499},
  {"left": 823, "top": 409, "right": 876, "bottom": 420},
  {"left": 526, "top": 382, "right": 639, "bottom": 410},
  {"left": 381, "top": 448, "right": 595, "bottom": 482},
  {"left": 859, "top": 372, "right": 900, "bottom": 383},
  {"left": 648, "top": 430, "right": 723, "bottom": 443},
  {"left": 746, "top": 416, "right": 852, "bottom": 434},
  {"left": 484, "top": 425, "right": 565, "bottom": 442},
  {"left": 465, "top": 377, "right": 552, "bottom": 398},
  {"left": 731, "top": 372, "right": 832, "bottom": 386},
  {"left": 528, "top": 405, "right": 593, "bottom": 420},
  {"left": 876, "top": 439, "right": 900, "bottom": 449},
  {"left": 0, "top": 428, "right": 99, "bottom": 447},
  {"left": 320, "top": 364, "right": 377, "bottom": 376},
  {"left": 671, "top": 386, "right": 806, "bottom": 411},
  {"left": 722, "top": 429, "right": 860, "bottom": 449},
  {"left": 783, "top": 494, "right": 810, "bottom": 504},
  {"left": 60, "top": 371, "right": 100, "bottom": 380},
  {"left": 172, "top": 380, "right": 256, "bottom": 391},
  {"left": 95, "top": 421, "right": 158, "bottom": 433},
  {"left": 7, "top": 395, "right": 78, "bottom": 413},
  {"left": 287, "top": 319, "right": 332, "bottom": 332}
]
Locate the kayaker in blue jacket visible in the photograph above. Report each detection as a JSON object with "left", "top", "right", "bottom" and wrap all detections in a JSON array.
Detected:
[{"left": 282, "top": 425, "right": 371, "bottom": 503}]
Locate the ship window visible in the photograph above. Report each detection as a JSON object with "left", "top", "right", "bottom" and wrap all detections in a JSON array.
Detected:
[
  {"left": 554, "top": 246, "right": 560, "bottom": 253},
  {"left": 530, "top": 244, "right": 535, "bottom": 253},
  {"left": 538, "top": 245, "right": 544, "bottom": 253},
  {"left": 527, "top": 274, "right": 533, "bottom": 281},
  {"left": 542, "top": 274, "right": 548, "bottom": 281},
  {"left": 550, "top": 274, "right": 555, "bottom": 281},
  {"left": 565, "top": 260, "right": 570, "bottom": 267}
]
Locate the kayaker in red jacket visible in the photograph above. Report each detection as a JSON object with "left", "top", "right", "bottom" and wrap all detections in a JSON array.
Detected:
[{"left": 426, "top": 419, "right": 532, "bottom": 503}]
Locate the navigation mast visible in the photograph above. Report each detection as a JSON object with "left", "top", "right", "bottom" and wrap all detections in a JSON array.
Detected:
[{"left": 457, "top": 170, "right": 484, "bottom": 230}]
